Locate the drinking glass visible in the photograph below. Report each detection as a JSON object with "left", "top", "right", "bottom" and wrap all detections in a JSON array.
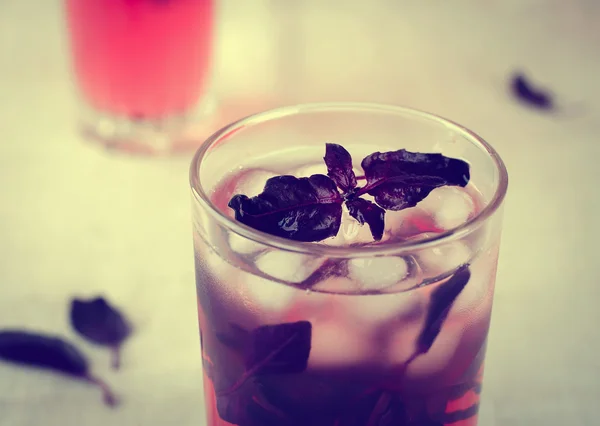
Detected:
[
  {"left": 190, "top": 103, "right": 508, "bottom": 426},
  {"left": 65, "top": 0, "right": 215, "bottom": 154}
]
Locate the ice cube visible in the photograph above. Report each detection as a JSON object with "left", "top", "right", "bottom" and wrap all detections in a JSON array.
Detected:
[
  {"left": 294, "top": 163, "right": 363, "bottom": 180},
  {"left": 196, "top": 233, "right": 248, "bottom": 313},
  {"left": 418, "top": 187, "right": 474, "bottom": 230},
  {"left": 321, "top": 205, "right": 374, "bottom": 246},
  {"left": 311, "top": 277, "right": 358, "bottom": 293},
  {"left": 308, "top": 320, "right": 374, "bottom": 368},
  {"left": 233, "top": 169, "right": 278, "bottom": 197},
  {"left": 200, "top": 246, "right": 230, "bottom": 279},
  {"left": 340, "top": 214, "right": 374, "bottom": 245},
  {"left": 320, "top": 231, "right": 346, "bottom": 247},
  {"left": 383, "top": 206, "right": 441, "bottom": 239},
  {"left": 384, "top": 208, "right": 423, "bottom": 236},
  {"left": 255, "top": 250, "right": 323, "bottom": 283},
  {"left": 384, "top": 210, "right": 406, "bottom": 234},
  {"left": 294, "top": 163, "right": 328, "bottom": 177},
  {"left": 242, "top": 272, "right": 300, "bottom": 315},
  {"left": 348, "top": 256, "right": 409, "bottom": 291},
  {"left": 199, "top": 228, "right": 233, "bottom": 278},
  {"left": 228, "top": 232, "right": 265, "bottom": 256},
  {"left": 417, "top": 239, "right": 472, "bottom": 276},
  {"left": 343, "top": 290, "right": 426, "bottom": 326}
]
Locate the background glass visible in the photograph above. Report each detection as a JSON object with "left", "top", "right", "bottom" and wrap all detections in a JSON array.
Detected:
[{"left": 65, "top": 0, "right": 215, "bottom": 154}]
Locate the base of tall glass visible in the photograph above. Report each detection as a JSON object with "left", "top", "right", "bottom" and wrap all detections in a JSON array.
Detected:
[{"left": 78, "top": 94, "right": 218, "bottom": 156}]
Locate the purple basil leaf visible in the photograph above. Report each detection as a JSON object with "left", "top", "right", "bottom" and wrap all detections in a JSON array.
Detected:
[
  {"left": 216, "top": 372, "right": 297, "bottom": 425},
  {"left": 511, "top": 72, "right": 554, "bottom": 110},
  {"left": 216, "top": 381, "right": 258, "bottom": 425},
  {"left": 360, "top": 150, "right": 470, "bottom": 211},
  {"left": 416, "top": 265, "right": 471, "bottom": 355},
  {"left": 368, "top": 185, "right": 439, "bottom": 211},
  {"left": 216, "top": 321, "right": 312, "bottom": 410},
  {"left": 0, "top": 330, "right": 88, "bottom": 376},
  {"left": 323, "top": 143, "right": 357, "bottom": 192},
  {"left": 228, "top": 175, "right": 343, "bottom": 242},
  {"left": 0, "top": 330, "right": 118, "bottom": 406},
  {"left": 346, "top": 198, "right": 385, "bottom": 241},
  {"left": 70, "top": 297, "right": 132, "bottom": 370},
  {"left": 244, "top": 321, "right": 311, "bottom": 375},
  {"left": 216, "top": 323, "right": 250, "bottom": 351}
]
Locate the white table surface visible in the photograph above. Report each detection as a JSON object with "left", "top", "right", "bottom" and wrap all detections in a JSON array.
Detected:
[{"left": 1, "top": 1, "right": 600, "bottom": 425}]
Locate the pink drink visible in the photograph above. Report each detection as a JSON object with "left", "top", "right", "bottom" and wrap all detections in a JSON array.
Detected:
[
  {"left": 66, "top": 0, "right": 213, "bottom": 119},
  {"left": 190, "top": 105, "right": 508, "bottom": 426}
]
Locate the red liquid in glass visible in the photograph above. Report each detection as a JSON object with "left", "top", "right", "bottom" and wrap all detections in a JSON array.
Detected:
[
  {"left": 194, "top": 157, "right": 496, "bottom": 426},
  {"left": 66, "top": 0, "right": 213, "bottom": 119}
]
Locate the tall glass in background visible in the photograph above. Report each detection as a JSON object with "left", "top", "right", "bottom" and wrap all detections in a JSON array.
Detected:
[
  {"left": 65, "top": 0, "right": 215, "bottom": 154},
  {"left": 190, "top": 103, "right": 508, "bottom": 425}
]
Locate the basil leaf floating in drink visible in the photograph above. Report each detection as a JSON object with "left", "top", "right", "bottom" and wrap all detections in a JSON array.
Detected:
[
  {"left": 70, "top": 297, "right": 132, "bottom": 370},
  {"left": 0, "top": 330, "right": 118, "bottom": 406},
  {"left": 215, "top": 380, "right": 254, "bottom": 425},
  {"left": 323, "top": 142, "right": 357, "bottom": 192},
  {"left": 215, "top": 321, "right": 312, "bottom": 425},
  {"left": 228, "top": 143, "right": 470, "bottom": 243},
  {"left": 243, "top": 321, "right": 311, "bottom": 375},
  {"left": 219, "top": 321, "right": 311, "bottom": 397},
  {"left": 217, "top": 379, "right": 291, "bottom": 426},
  {"left": 415, "top": 265, "right": 471, "bottom": 356},
  {"left": 346, "top": 197, "right": 386, "bottom": 242},
  {"left": 358, "top": 149, "right": 470, "bottom": 211},
  {"left": 228, "top": 175, "right": 343, "bottom": 242}
]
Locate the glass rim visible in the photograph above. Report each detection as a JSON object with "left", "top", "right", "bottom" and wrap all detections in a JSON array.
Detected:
[{"left": 189, "top": 102, "right": 508, "bottom": 258}]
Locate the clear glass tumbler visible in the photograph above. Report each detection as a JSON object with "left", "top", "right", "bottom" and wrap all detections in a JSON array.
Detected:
[
  {"left": 65, "top": 0, "right": 215, "bottom": 154},
  {"left": 190, "top": 103, "right": 508, "bottom": 426}
]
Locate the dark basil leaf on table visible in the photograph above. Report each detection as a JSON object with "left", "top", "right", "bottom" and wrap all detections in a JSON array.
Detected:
[
  {"left": 511, "top": 72, "right": 554, "bottom": 110},
  {"left": 0, "top": 329, "right": 118, "bottom": 406},
  {"left": 70, "top": 296, "right": 132, "bottom": 370}
]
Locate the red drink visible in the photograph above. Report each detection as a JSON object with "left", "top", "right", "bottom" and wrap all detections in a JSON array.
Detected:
[{"left": 65, "top": 0, "right": 213, "bottom": 151}]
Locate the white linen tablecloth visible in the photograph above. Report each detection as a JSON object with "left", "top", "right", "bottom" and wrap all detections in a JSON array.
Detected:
[{"left": 1, "top": 1, "right": 599, "bottom": 425}]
